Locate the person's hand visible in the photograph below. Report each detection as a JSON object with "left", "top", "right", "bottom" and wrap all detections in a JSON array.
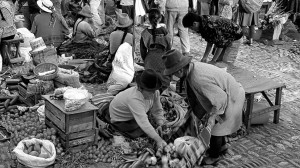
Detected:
[{"left": 156, "top": 139, "right": 167, "bottom": 149}]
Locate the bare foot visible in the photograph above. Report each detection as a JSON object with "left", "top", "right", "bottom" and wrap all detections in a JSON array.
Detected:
[{"left": 201, "top": 58, "right": 208, "bottom": 63}]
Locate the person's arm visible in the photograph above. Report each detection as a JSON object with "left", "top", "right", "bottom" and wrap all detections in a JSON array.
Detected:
[
  {"left": 127, "top": 98, "right": 164, "bottom": 143},
  {"left": 0, "top": 7, "right": 14, "bottom": 28},
  {"left": 80, "top": 21, "right": 99, "bottom": 38},
  {"left": 198, "top": 81, "right": 227, "bottom": 115},
  {"left": 58, "top": 14, "right": 70, "bottom": 35},
  {"left": 30, "top": 16, "right": 37, "bottom": 35},
  {"left": 150, "top": 91, "right": 166, "bottom": 126},
  {"left": 140, "top": 35, "right": 147, "bottom": 61}
]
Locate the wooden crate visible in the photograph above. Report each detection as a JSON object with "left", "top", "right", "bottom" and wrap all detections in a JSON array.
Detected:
[
  {"left": 42, "top": 95, "right": 98, "bottom": 152},
  {"left": 45, "top": 118, "right": 96, "bottom": 152},
  {"left": 18, "top": 82, "right": 40, "bottom": 106}
]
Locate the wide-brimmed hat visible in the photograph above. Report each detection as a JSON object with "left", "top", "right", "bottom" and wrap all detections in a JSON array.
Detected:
[
  {"left": 115, "top": 11, "right": 133, "bottom": 28},
  {"left": 29, "top": 37, "right": 47, "bottom": 53},
  {"left": 37, "top": 0, "right": 54, "bottom": 13},
  {"left": 136, "top": 69, "right": 162, "bottom": 91},
  {"left": 163, "top": 49, "right": 192, "bottom": 76},
  {"left": 78, "top": 5, "right": 93, "bottom": 18}
]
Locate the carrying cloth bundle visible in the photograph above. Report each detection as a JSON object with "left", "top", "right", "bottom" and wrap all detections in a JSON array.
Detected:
[
  {"left": 106, "top": 42, "right": 134, "bottom": 95},
  {"left": 239, "top": 0, "right": 264, "bottom": 13}
]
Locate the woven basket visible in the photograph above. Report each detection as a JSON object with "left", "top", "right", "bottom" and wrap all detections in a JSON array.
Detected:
[
  {"left": 34, "top": 63, "right": 58, "bottom": 81},
  {"left": 31, "top": 47, "right": 58, "bottom": 66}
]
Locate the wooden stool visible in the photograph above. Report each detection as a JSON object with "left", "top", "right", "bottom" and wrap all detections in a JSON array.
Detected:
[{"left": 1, "top": 38, "right": 25, "bottom": 67}]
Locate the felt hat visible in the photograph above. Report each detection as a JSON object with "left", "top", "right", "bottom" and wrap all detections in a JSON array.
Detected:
[
  {"left": 37, "top": 0, "right": 54, "bottom": 13},
  {"left": 30, "top": 37, "right": 47, "bottom": 53},
  {"left": 78, "top": 5, "right": 93, "bottom": 18},
  {"left": 163, "top": 49, "right": 192, "bottom": 76},
  {"left": 115, "top": 11, "right": 133, "bottom": 28},
  {"left": 136, "top": 69, "right": 162, "bottom": 91}
]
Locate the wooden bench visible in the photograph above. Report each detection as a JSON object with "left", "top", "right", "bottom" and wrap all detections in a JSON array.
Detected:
[
  {"left": 1, "top": 38, "right": 25, "bottom": 67},
  {"left": 227, "top": 65, "right": 286, "bottom": 131}
]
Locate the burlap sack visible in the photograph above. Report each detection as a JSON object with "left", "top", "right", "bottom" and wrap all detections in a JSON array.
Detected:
[{"left": 53, "top": 68, "right": 81, "bottom": 88}]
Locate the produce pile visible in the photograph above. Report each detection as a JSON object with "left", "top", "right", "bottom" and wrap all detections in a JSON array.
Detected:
[
  {"left": 155, "top": 143, "right": 187, "bottom": 168},
  {"left": 22, "top": 141, "right": 51, "bottom": 159},
  {"left": 288, "top": 43, "right": 300, "bottom": 64},
  {"left": 116, "top": 142, "right": 189, "bottom": 168},
  {"left": 0, "top": 107, "right": 64, "bottom": 155}
]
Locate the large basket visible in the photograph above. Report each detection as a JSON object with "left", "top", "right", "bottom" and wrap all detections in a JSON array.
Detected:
[
  {"left": 34, "top": 63, "right": 58, "bottom": 81},
  {"left": 31, "top": 47, "right": 59, "bottom": 66}
]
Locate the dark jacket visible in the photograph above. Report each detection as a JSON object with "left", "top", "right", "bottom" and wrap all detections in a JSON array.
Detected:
[{"left": 28, "top": 0, "right": 40, "bottom": 14}]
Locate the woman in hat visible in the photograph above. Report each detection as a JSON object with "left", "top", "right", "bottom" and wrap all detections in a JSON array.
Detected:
[
  {"left": 182, "top": 12, "right": 243, "bottom": 64},
  {"left": 108, "top": 11, "right": 133, "bottom": 60},
  {"left": 0, "top": 0, "right": 17, "bottom": 71},
  {"left": 162, "top": 49, "right": 245, "bottom": 165},
  {"left": 140, "top": 8, "right": 171, "bottom": 91},
  {"left": 72, "top": 5, "right": 103, "bottom": 43},
  {"left": 108, "top": 69, "right": 167, "bottom": 148},
  {"left": 31, "top": 0, "right": 69, "bottom": 47}
]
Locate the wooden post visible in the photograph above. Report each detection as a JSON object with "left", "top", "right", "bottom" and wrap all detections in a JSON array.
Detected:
[{"left": 132, "top": 0, "right": 136, "bottom": 60}]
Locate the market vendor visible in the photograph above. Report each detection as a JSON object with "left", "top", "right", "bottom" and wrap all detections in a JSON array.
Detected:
[
  {"left": 31, "top": 0, "right": 70, "bottom": 47},
  {"left": 182, "top": 12, "right": 243, "bottom": 64},
  {"left": 162, "top": 49, "right": 245, "bottom": 165},
  {"left": 0, "top": 0, "right": 17, "bottom": 71},
  {"left": 109, "top": 11, "right": 133, "bottom": 59},
  {"left": 72, "top": 5, "right": 103, "bottom": 43},
  {"left": 108, "top": 69, "right": 167, "bottom": 148}
]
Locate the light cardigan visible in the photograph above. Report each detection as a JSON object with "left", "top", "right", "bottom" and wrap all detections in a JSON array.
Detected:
[
  {"left": 185, "top": 62, "right": 245, "bottom": 136},
  {"left": 0, "top": 1, "right": 17, "bottom": 39},
  {"left": 109, "top": 86, "right": 165, "bottom": 140}
]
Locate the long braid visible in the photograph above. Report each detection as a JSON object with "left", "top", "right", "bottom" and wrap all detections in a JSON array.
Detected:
[{"left": 148, "top": 8, "right": 161, "bottom": 43}]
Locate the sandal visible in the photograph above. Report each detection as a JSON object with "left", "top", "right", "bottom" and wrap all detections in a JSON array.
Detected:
[{"left": 202, "top": 156, "right": 220, "bottom": 165}]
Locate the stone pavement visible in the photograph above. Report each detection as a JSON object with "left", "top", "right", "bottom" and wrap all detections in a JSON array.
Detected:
[{"left": 1, "top": 29, "right": 300, "bottom": 168}]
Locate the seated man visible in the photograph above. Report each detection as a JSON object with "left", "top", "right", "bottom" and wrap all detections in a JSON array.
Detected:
[{"left": 109, "top": 69, "right": 167, "bottom": 148}]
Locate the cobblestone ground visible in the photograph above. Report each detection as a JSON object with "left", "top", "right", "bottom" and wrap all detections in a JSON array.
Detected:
[
  {"left": 181, "top": 32, "right": 300, "bottom": 168},
  {"left": 1, "top": 28, "right": 300, "bottom": 167}
]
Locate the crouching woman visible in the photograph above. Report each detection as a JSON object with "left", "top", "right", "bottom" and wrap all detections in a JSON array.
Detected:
[{"left": 108, "top": 69, "right": 167, "bottom": 148}]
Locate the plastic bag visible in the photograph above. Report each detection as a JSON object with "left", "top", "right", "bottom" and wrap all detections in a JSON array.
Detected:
[
  {"left": 37, "top": 105, "right": 45, "bottom": 122},
  {"left": 63, "top": 88, "right": 89, "bottom": 111},
  {"left": 17, "top": 28, "right": 35, "bottom": 48},
  {"left": 13, "top": 138, "right": 56, "bottom": 168}
]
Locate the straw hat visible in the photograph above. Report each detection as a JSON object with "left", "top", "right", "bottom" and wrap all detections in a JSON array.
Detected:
[
  {"left": 115, "top": 11, "right": 133, "bottom": 28},
  {"left": 37, "top": 0, "right": 54, "bottom": 13},
  {"left": 162, "top": 49, "right": 192, "bottom": 76},
  {"left": 77, "top": 5, "right": 93, "bottom": 18},
  {"left": 136, "top": 69, "right": 162, "bottom": 91},
  {"left": 30, "top": 37, "right": 47, "bottom": 53}
]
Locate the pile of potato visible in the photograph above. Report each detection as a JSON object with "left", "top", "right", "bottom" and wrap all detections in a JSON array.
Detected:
[
  {"left": 81, "top": 138, "right": 115, "bottom": 164},
  {"left": 23, "top": 142, "right": 50, "bottom": 159},
  {"left": 0, "top": 109, "right": 64, "bottom": 155}
]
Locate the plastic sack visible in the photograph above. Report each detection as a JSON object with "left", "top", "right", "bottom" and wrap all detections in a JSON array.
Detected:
[
  {"left": 19, "top": 47, "right": 32, "bottom": 62},
  {"left": 17, "top": 28, "right": 35, "bottom": 48},
  {"left": 37, "top": 105, "right": 45, "bottom": 122},
  {"left": 54, "top": 68, "right": 81, "bottom": 88},
  {"left": 174, "top": 136, "right": 206, "bottom": 168},
  {"left": 107, "top": 42, "right": 134, "bottom": 95},
  {"left": 13, "top": 138, "right": 56, "bottom": 168},
  {"left": 63, "top": 88, "right": 89, "bottom": 111}
]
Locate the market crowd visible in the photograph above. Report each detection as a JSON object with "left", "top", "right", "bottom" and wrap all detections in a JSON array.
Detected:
[{"left": 0, "top": 0, "right": 289, "bottom": 166}]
